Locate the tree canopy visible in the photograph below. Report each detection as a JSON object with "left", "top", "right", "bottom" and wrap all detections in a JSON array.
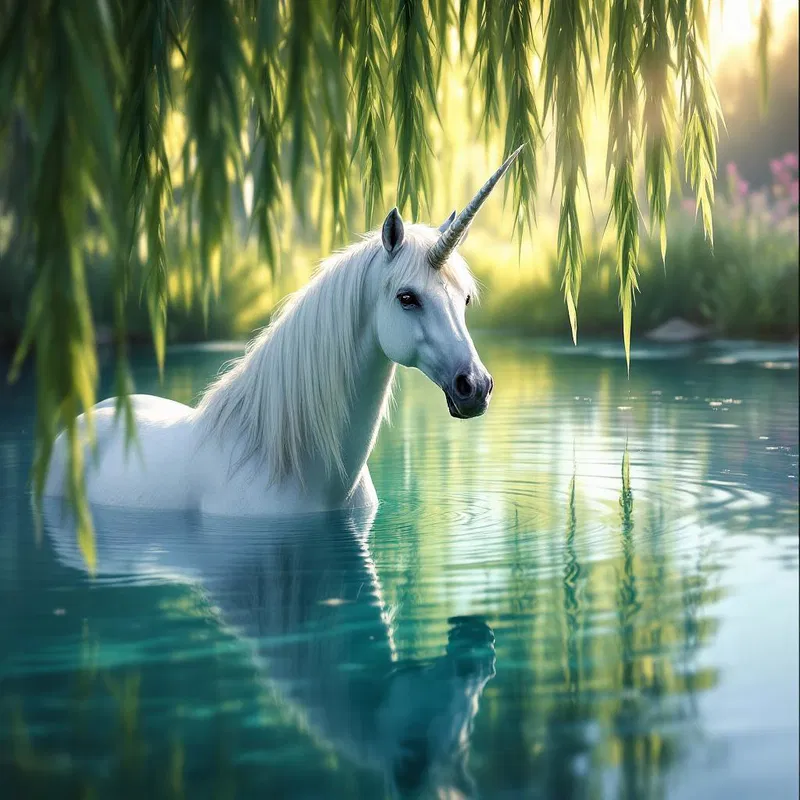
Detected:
[{"left": 0, "top": 0, "right": 771, "bottom": 567}]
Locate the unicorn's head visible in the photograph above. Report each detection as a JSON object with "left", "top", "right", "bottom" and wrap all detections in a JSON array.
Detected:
[{"left": 371, "top": 146, "right": 524, "bottom": 420}]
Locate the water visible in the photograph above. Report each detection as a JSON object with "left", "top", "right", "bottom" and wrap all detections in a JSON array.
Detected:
[{"left": 1, "top": 336, "right": 798, "bottom": 799}]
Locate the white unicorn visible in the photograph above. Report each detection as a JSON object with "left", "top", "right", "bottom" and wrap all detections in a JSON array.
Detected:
[
  {"left": 44, "top": 500, "right": 497, "bottom": 799},
  {"left": 44, "top": 148, "right": 523, "bottom": 515}
]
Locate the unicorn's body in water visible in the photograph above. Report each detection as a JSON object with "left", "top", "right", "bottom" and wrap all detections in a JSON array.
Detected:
[{"left": 44, "top": 149, "right": 523, "bottom": 513}]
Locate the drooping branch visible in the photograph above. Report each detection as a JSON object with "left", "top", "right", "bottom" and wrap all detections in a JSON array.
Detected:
[
  {"left": 606, "top": 0, "right": 642, "bottom": 372},
  {"left": 249, "top": 0, "right": 284, "bottom": 272},
  {"left": 543, "top": 0, "right": 593, "bottom": 344},
  {"left": 499, "top": 0, "right": 540, "bottom": 246},
  {"left": 352, "top": 0, "right": 389, "bottom": 227},
  {"left": 285, "top": 0, "right": 314, "bottom": 217},
  {"left": 640, "top": 0, "right": 676, "bottom": 263},
  {"left": 8, "top": 0, "right": 125, "bottom": 571},
  {"left": 472, "top": 0, "right": 501, "bottom": 135},
  {"left": 184, "top": 0, "right": 248, "bottom": 307},
  {"left": 119, "top": 0, "right": 176, "bottom": 378},
  {"left": 671, "top": 0, "right": 722, "bottom": 244},
  {"left": 393, "top": 0, "right": 437, "bottom": 219}
]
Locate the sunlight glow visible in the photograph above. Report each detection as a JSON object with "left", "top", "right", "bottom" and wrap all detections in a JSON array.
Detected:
[{"left": 711, "top": 0, "right": 798, "bottom": 70}]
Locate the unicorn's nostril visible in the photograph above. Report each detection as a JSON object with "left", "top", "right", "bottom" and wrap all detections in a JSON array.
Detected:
[
  {"left": 487, "top": 375, "right": 494, "bottom": 395},
  {"left": 454, "top": 374, "right": 473, "bottom": 399}
]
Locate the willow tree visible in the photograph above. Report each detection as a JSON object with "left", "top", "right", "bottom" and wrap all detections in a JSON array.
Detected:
[{"left": 0, "top": 0, "right": 771, "bottom": 566}]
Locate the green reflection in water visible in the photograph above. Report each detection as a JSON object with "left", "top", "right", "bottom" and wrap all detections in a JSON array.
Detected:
[{"left": 0, "top": 338, "right": 797, "bottom": 798}]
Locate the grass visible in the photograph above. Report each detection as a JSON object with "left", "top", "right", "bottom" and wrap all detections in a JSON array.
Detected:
[{"left": 467, "top": 155, "right": 799, "bottom": 341}]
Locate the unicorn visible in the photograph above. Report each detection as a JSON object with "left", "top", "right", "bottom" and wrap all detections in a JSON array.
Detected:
[
  {"left": 44, "top": 147, "right": 524, "bottom": 515},
  {"left": 43, "top": 500, "right": 497, "bottom": 798}
]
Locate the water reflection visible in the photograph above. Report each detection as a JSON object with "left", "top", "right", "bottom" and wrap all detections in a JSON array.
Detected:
[
  {"left": 1, "top": 339, "right": 796, "bottom": 798},
  {"left": 32, "top": 501, "right": 496, "bottom": 799}
]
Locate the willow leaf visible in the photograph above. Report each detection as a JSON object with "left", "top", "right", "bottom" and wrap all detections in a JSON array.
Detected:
[
  {"left": 250, "top": 0, "right": 283, "bottom": 272},
  {"left": 640, "top": 0, "right": 676, "bottom": 264},
  {"left": 393, "top": 0, "right": 437, "bottom": 219},
  {"left": 607, "top": 0, "right": 642, "bottom": 373},
  {"left": 499, "top": 0, "right": 540, "bottom": 246},
  {"left": 544, "top": 0, "right": 590, "bottom": 344},
  {"left": 472, "top": 0, "right": 501, "bottom": 135},
  {"left": 352, "top": 0, "right": 388, "bottom": 227},
  {"left": 677, "top": 0, "right": 722, "bottom": 245},
  {"left": 184, "top": 0, "right": 246, "bottom": 304},
  {"left": 119, "top": 0, "right": 175, "bottom": 380},
  {"left": 285, "top": 0, "right": 314, "bottom": 217}
]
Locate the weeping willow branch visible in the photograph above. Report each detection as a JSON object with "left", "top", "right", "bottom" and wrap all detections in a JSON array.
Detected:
[
  {"left": 499, "top": 0, "right": 540, "bottom": 246},
  {"left": 671, "top": 0, "right": 722, "bottom": 244},
  {"left": 7, "top": 0, "right": 124, "bottom": 571},
  {"left": 472, "top": 0, "right": 501, "bottom": 134},
  {"left": 119, "top": 0, "right": 176, "bottom": 379},
  {"left": 607, "top": 0, "right": 642, "bottom": 373},
  {"left": 249, "top": 0, "right": 283, "bottom": 272},
  {"left": 544, "top": 0, "right": 592, "bottom": 345},
  {"left": 184, "top": 0, "right": 247, "bottom": 309},
  {"left": 640, "top": 0, "right": 676, "bottom": 263},
  {"left": 393, "top": 0, "right": 437, "bottom": 219},
  {"left": 319, "top": 0, "right": 353, "bottom": 248},
  {"left": 430, "top": 0, "right": 450, "bottom": 76},
  {"left": 285, "top": 0, "right": 313, "bottom": 217},
  {"left": 352, "top": 0, "right": 388, "bottom": 227}
]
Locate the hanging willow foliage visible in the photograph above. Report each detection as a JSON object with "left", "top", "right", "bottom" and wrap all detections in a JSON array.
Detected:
[{"left": 0, "top": 0, "right": 771, "bottom": 565}]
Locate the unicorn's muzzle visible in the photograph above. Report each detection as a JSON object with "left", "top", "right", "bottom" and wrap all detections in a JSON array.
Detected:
[
  {"left": 446, "top": 616, "right": 497, "bottom": 679},
  {"left": 444, "top": 368, "right": 493, "bottom": 419}
]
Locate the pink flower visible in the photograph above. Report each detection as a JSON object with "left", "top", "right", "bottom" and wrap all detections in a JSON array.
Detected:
[
  {"left": 770, "top": 158, "right": 784, "bottom": 176},
  {"left": 737, "top": 178, "right": 749, "bottom": 198},
  {"left": 782, "top": 152, "right": 799, "bottom": 170},
  {"left": 726, "top": 162, "right": 739, "bottom": 179}
]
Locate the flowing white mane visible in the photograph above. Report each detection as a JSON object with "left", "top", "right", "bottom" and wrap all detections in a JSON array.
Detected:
[{"left": 195, "top": 224, "right": 477, "bottom": 484}]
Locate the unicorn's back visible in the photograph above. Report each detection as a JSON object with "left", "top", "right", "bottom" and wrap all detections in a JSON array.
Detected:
[{"left": 44, "top": 394, "right": 197, "bottom": 509}]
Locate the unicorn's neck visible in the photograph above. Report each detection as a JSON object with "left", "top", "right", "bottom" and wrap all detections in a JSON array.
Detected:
[
  {"left": 338, "top": 342, "right": 396, "bottom": 492},
  {"left": 196, "top": 239, "right": 393, "bottom": 500}
]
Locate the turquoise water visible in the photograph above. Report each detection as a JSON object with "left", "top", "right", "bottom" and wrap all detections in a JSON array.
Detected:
[{"left": 1, "top": 337, "right": 798, "bottom": 799}]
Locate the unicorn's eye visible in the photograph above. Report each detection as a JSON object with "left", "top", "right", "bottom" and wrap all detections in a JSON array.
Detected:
[
  {"left": 397, "top": 291, "right": 421, "bottom": 309},
  {"left": 465, "top": 294, "right": 471, "bottom": 306}
]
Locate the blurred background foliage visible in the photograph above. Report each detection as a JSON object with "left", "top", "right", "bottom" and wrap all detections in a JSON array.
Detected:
[{"left": 0, "top": 0, "right": 798, "bottom": 550}]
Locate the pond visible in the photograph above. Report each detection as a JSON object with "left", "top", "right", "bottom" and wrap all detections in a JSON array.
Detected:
[{"left": 1, "top": 336, "right": 798, "bottom": 799}]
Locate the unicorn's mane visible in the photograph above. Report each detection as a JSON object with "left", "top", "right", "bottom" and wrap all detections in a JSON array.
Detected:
[{"left": 195, "top": 224, "right": 477, "bottom": 484}]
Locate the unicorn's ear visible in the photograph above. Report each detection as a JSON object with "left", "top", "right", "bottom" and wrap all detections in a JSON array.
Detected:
[
  {"left": 382, "top": 207, "right": 405, "bottom": 257},
  {"left": 439, "top": 210, "right": 456, "bottom": 233}
]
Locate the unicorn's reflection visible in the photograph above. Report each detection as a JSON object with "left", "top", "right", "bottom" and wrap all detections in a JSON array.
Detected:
[{"left": 44, "top": 501, "right": 495, "bottom": 798}]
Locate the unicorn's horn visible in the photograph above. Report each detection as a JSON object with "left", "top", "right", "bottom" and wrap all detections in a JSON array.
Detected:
[{"left": 427, "top": 143, "right": 526, "bottom": 269}]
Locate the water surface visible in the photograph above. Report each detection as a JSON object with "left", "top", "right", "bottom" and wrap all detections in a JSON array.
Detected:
[{"left": 1, "top": 337, "right": 798, "bottom": 799}]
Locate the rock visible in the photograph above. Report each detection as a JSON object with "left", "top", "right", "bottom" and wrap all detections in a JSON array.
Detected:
[{"left": 645, "top": 318, "right": 710, "bottom": 343}]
